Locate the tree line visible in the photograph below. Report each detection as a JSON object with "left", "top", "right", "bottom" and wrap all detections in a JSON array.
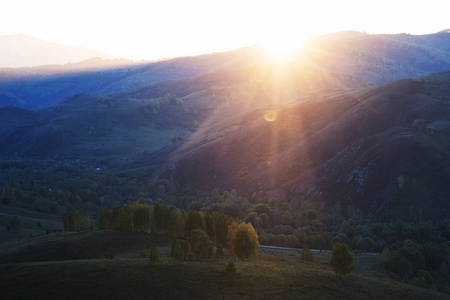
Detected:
[{"left": 67, "top": 203, "right": 259, "bottom": 261}]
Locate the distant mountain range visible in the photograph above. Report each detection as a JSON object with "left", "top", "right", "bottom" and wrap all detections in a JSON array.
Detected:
[
  {"left": 0, "top": 34, "right": 117, "bottom": 68},
  {"left": 1, "top": 31, "right": 450, "bottom": 110},
  {"left": 1, "top": 31, "right": 450, "bottom": 220},
  {"left": 0, "top": 44, "right": 263, "bottom": 109}
]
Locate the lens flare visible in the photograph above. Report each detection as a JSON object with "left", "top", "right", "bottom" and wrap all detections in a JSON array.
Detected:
[{"left": 264, "top": 110, "right": 277, "bottom": 122}]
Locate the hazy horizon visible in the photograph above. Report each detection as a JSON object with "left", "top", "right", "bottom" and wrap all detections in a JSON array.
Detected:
[
  {"left": 2, "top": 28, "right": 450, "bottom": 69},
  {"left": 1, "top": 0, "right": 449, "bottom": 62}
]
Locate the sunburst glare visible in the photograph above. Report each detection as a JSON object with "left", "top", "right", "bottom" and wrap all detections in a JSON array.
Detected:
[{"left": 260, "top": 31, "right": 306, "bottom": 62}]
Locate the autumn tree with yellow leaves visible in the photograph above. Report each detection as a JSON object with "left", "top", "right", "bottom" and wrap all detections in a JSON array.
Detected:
[{"left": 227, "top": 221, "right": 259, "bottom": 260}]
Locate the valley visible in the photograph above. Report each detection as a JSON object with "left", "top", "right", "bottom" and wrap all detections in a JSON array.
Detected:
[{"left": 2, "top": 30, "right": 450, "bottom": 298}]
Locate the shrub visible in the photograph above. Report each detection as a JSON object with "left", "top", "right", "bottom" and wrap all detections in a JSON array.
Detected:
[
  {"left": 172, "top": 241, "right": 185, "bottom": 262},
  {"left": 189, "top": 229, "right": 213, "bottom": 259},
  {"left": 149, "top": 246, "right": 160, "bottom": 264},
  {"left": 330, "top": 242, "right": 354, "bottom": 275},
  {"left": 397, "top": 257, "right": 413, "bottom": 278},
  {"left": 226, "top": 260, "right": 236, "bottom": 275},
  {"left": 381, "top": 247, "right": 391, "bottom": 265},
  {"left": 9, "top": 215, "right": 22, "bottom": 231},
  {"left": 300, "top": 246, "right": 315, "bottom": 262}
]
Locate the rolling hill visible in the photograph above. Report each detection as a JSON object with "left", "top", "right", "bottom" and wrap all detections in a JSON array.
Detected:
[
  {"left": 2, "top": 31, "right": 450, "bottom": 110},
  {"left": 301, "top": 30, "right": 450, "bottom": 85},
  {"left": 0, "top": 62, "right": 354, "bottom": 165},
  {"left": 1, "top": 69, "right": 450, "bottom": 220},
  {"left": 157, "top": 72, "right": 450, "bottom": 220},
  {"left": 0, "top": 45, "right": 262, "bottom": 109}
]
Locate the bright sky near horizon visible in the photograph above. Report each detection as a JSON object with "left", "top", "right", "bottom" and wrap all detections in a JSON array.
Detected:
[{"left": 1, "top": 0, "right": 449, "bottom": 61}]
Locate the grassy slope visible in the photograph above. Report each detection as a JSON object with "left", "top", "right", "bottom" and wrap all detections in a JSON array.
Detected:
[
  {"left": 0, "top": 231, "right": 447, "bottom": 300},
  {"left": 0, "top": 202, "right": 63, "bottom": 245}
]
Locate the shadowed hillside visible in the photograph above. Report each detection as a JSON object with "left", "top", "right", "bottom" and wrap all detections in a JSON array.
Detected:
[
  {"left": 0, "top": 63, "right": 355, "bottom": 167},
  {"left": 158, "top": 72, "right": 450, "bottom": 220},
  {"left": 1, "top": 66, "right": 450, "bottom": 220},
  {"left": 0, "top": 94, "right": 192, "bottom": 168},
  {"left": 0, "top": 46, "right": 259, "bottom": 109},
  {"left": 2, "top": 65, "right": 450, "bottom": 220}
]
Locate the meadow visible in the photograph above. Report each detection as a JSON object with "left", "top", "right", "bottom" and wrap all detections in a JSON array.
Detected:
[{"left": 0, "top": 230, "right": 447, "bottom": 300}]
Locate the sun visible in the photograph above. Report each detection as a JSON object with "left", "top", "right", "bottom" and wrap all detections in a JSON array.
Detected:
[
  {"left": 259, "top": 32, "right": 306, "bottom": 62},
  {"left": 262, "top": 39, "right": 298, "bottom": 60}
]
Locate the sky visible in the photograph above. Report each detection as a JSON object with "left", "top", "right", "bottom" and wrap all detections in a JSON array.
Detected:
[{"left": 1, "top": 0, "right": 449, "bottom": 61}]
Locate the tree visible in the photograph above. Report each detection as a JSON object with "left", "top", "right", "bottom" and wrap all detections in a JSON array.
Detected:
[
  {"left": 176, "top": 211, "right": 187, "bottom": 238},
  {"left": 244, "top": 212, "right": 258, "bottom": 225},
  {"left": 252, "top": 203, "right": 272, "bottom": 216},
  {"left": 357, "top": 237, "right": 374, "bottom": 252},
  {"left": 171, "top": 240, "right": 185, "bottom": 262},
  {"left": 211, "top": 188, "right": 221, "bottom": 202},
  {"left": 131, "top": 204, "right": 152, "bottom": 233},
  {"left": 111, "top": 206, "right": 130, "bottom": 230},
  {"left": 9, "top": 215, "right": 22, "bottom": 231},
  {"left": 5, "top": 185, "right": 14, "bottom": 201},
  {"left": 97, "top": 207, "right": 112, "bottom": 230},
  {"left": 205, "top": 212, "right": 228, "bottom": 246},
  {"left": 189, "top": 229, "right": 213, "bottom": 259},
  {"left": 163, "top": 93, "right": 172, "bottom": 104},
  {"left": 397, "top": 257, "right": 413, "bottom": 278},
  {"left": 149, "top": 246, "right": 160, "bottom": 264},
  {"left": 281, "top": 210, "right": 293, "bottom": 225},
  {"left": 62, "top": 209, "right": 89, "bottom": 231},
  {"left": 330, "top": 242, "right": 354, "bottom": 275},
  {"left": 227, "top": 222, "right": 259, "bottom": 260},
  {"left": 216, "top": 213, "right": 229, "bottom": 246},
  {"left": 381, "top": 247, "right": 391, "bottom": 265},
  {"left": 300, "top": 246, "right": 314, "bottom": 262},
  {"left": 415, "top": 269, "right": 434, "bottom": 288},
  {"left": 225, "top": 260, "right": 236, "bottom": 275},
  {"left": 179, "top": 240, "right": 190, "bottom": 261},
  {"left": 259, "top": 213, "right": 270, "bottom": 228},
  {"left": 168, "top": 210, "right": 180, "bottom": 238},
  {"left": 185, "top": 211, "right": 205, "bottom": 237},
  {"left": 226, "top": 220, "right": 240, "bottom": 257},
  {"left": 14, "top": 189, "right": 23, "bottom": 202},
  {"left": 215, "top": 245, "right": 224, "bottom": 260},
  {"left": 154, "top": 204, "right": 170, "bottom": 234}
]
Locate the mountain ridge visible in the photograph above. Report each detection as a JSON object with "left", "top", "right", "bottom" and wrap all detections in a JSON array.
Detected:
[
  {"left": 2, "top": 31, "right": 450, "bottom": 110},
  {"left": 0, "top": 34, "right": 117, "bottom": 68}
]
